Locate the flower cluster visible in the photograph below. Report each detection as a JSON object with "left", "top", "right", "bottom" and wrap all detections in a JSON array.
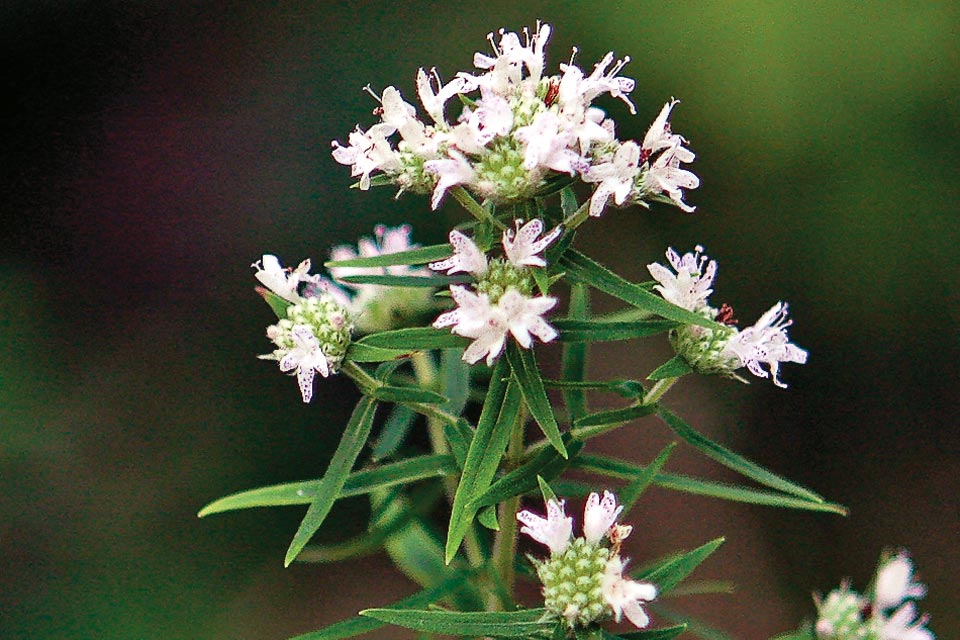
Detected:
[
  {"left": 253, "top": 255, "right": 354, "bottom": 403},
  {"left": 328, "top": 224, "right": 437, "bottom": 334},
  {"left": 815, "top": 552, "right": 933, "bottom": 640},
  {"left": 517, "top": 491, "right": 657, "bottom": 630},
  {"left": 647, "top": 245, "right": 808, "bottom": 387},
  {"left": 431, "top": 219, "right": 561, "bottom": 365},
  {"left": 332, "top": 22, "right": 698, "bottom": 216}
]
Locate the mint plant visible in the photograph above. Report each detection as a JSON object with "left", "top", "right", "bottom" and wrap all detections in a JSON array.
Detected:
[{"left": 199, "top": 22, "right": 935, "bottom": 640}]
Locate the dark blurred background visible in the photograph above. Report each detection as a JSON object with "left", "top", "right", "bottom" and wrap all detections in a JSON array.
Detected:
[{"left": 2, "top": 2, "right": 957, "bottom": 638}]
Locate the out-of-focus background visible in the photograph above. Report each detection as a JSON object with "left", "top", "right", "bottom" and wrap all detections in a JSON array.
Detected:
[{"left": 2, "top": 2, "right": 957, "bottom": 638}]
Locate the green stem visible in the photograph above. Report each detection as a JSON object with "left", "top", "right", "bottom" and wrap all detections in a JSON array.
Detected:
[
  {"left": 451, "top": 186, "right": 507, "bottom": 229},
  {"left": 561, "top": 199, "right": 592, "bottom": 231},
  {"left": 642, "top": 376, "right": 678, "bottom": 405},
  {"left": 341, "top": 361, "right": 461, "bottom": 426},
  {"left": 489, "top": 407, "right": 525, "bottom": 608}
]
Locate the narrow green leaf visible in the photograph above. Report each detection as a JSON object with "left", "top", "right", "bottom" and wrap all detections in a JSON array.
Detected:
[
  {"left": 619, "top": 443, "right": 675, "bottom": 513},
  {"left": 440, "top": 348, "right": 470, "bottom": 417},
  {"left": 359, "top": 608, "right": 551, "bottom": 637},
  {"left": 338, "top": 273, "right": 468, "bottom": 288},
  {"left": 554, "top": 319, "right": 677, "bottom": 342},
  {"left": 662, "top": 580, "right": 735, "bottom": 597},
  {"left": 562, "top": 283, "right": 589, "bottom": 422},
  {"left": 648, "top": 356, "right": 693, "bottom": 380},
  {"left": 537, "top": 476, "right": 558, "bottom": 503},
  {"left": 257, "top": 287, "right": 292, "bottom": 319},
  {"left": 768, "top": 629, "right": 817, "bottom": 640},
  {"left": 443, "top": 419, "right": 474, "bottom": 470},
  {"left": 286, "top": 573, "right": 471, "bottom": 640},
  {"left": 506, "top": 344, "right": 567, "bottom": 458},
  {"left": 371, "top": 404, "right": 417, "bottom": 461},
  {"left": 325, "top": 244, "right": 452, "bottom": 269},
  {"left": 284, "top": 397, "right": 378, "bottom": 566},
  {"left": 346, "top": 342, "right": 412, "bottom": 362},
  {"left": 445, "top": 359, "right": 515, "bottom": 563},
  {"left": 357, "top": 327, "right": 470, "bottom": 351},
  {"left": 472, "top": 435, "right": 584, "bottom": 508},
  {"left": 657, "top": 408, "right": 825, "bottom": 503},
  {"left": 572, "top": 453, "right": 847, "bottom": 514},
  {"left": 198, "top": 454, "right": 458, "bottom": 517},
  {"left": 560, "top": 249, "right": 720, "bottom": 330},
  {"left": 373, "top": 385, "right": 449, "bottom": 404},
  {"left": 636, "top": 538, "right": 724, "bottom": 594},
  {"left": 573, "top": 403, "right": 657, "bottom": 430},
  {"left": 559, "top": 185, "right": 579, "bottom": 217},
  {"left": 617, "top": 625, "right": 689, "bottom": 640},
  {"left": 649, "top": 601, "right": 735, "bottom": 640},
  {"left": 478, "top": 505, "right": 500, "bottom": 530}
]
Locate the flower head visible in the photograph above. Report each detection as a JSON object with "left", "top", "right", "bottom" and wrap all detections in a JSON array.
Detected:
[
  {"left": 518, "top": 492, "right": 656, "bottom": 630},
  {"left": 721, "top": 302, "right": 808, "bottom": 388},
  {"left": 647, "top": 245, "right": 717, "bottom": 312}
]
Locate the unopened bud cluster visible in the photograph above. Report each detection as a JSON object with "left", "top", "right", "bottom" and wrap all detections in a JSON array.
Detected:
[
  {"left": 266, "top": 295, "right": 353, "bottom": 372},
  {"left": 476, "top": 258, "right": 535, "bottom": 302},
  {"left": 533, "top": 537, "right": 611, "bottom": 627}
]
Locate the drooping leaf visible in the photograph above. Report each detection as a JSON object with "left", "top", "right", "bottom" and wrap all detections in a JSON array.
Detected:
[
  {"left": 647, "top": 355, "right": 693, "bottom": 380},
  {"left": 357, "top": 327, "right": 471, "bottom": 351},
  {"left": 324, "top": 244, "right": 452, "bottom": 269},
  {"left": 285, "top": 397, "right": 378, "bottom": 566},
  {"left": 562, "top": 283, "right": 590, "bottom": 422},
  {"left": 657, "top": 408, "right": 825, "bottom": 503},
  {"left": 285, "top": 572, "right": 472, "bottom": 640},
  {"left": 636, "top": 538, "right": 724, "bottom": 594},
  {"left": 506, "top": 343, "right": 567, "bottom": 458},
  {"left": 445, "top": 359, "right": 516, "bottom": 563},
  {"left": 572, "top": 453, "right": 847, "bottom": 514},
  {"left": 554, "top": 319, "right": 677, "bottom": 342},
  {"left": 560, "top": 249, "right": 720, "bottom": 330},
  {"left": 198, "top": 454, "right": 458, "bottom": 517},
  {"left": 359, "top": 607, "right": 551, "bottom": 637}
]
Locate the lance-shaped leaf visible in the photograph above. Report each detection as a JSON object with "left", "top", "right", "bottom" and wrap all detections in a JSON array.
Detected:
[
  {"left": 285, "top": 396, "right": 378, "bottom": 566},
  {"left": 573, "top": 403, "right": 658, "bottom": 430},
  {"left": 359, "top": 608, "right": 552, "bottom": 637},
  {"left": 198, "top": 454, "right": 458, "bottom": 516},
  {"left": 471, "top": 434, "right": 584, "bottom": 508},
  {"left": 554, "top": 319, "right": 677, "bottom": 342},
  {"left": 337, "top": 273, "right": 470, "bottom": 288},
  {"left": 371, "top": 404, "right": 417, "bottom": 461},
  {"left": 647, "top": 355, "right": 694, "bottom": 380},
  {"left": 635, "top": 538, "right": 724, "bottom": 594},
  {"left": 372, "top": 385, "right": 449, "bottom": 404},
  {"left": 572, "top": 454, "right": 846, "bottom": 514},
  {"left": 357, "top": 327, "right": 471, "bottom": 351},
  {"left": 619, "top": 443, "right": 675, "bottom": 513},
  {"left": 345, "top": 343, "right": 412, "bottom": 363},
  {"left": 440, "top": 348, "right": 470, "bottom": 417},
  {"left": 256, "top": 286, "right": 292, "bottom": 319},
  {"left": 506, "top": 343, "right": 567, "bottom": 458},
  {"left": 562, "top": 283, "right": 589, "bottom": 422},
  {"left": 443, "top": 419, "right": 474, "bottom": 470},
  {"left": 324, "top": 243, "right": 452, "bottom": 269},
  {"left": 606, "top": 626, "right": 689, "bottom": 640},
  {"left": 560, "top": 249, "right": 720, "bottom": 330},
  {"left": 657, "top": 408, "right": 825, "bottom": 503},
  {"left": 286, "top": 572, "right": 471, "bottom": 640},
  {"left": 445, "top": 359, "right": 517, "bottom": 563}
]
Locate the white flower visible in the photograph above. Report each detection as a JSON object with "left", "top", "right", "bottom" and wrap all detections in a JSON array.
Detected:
[
  {"left": 278, "top": 324, "right": 330, "bottom": 403},
  {"left": 642, "top": 141, "right": 700, "bottom": 213},
  {"left": 433, "top": 285, "right": 557, "bottom": 365},
  {"left": 646, "top": 245, "right": 717, "bottom": 312},
  {"left": 514, "top": 111, "right": 583, "bottom": 175},
  {"left": 721, "top": 302, "right": 808, "bottom": 388},
  {"left": 501, "top": 219, "right": 563, "bottom": 268},
  {"left": 641, "top": 100, "right": 694, "bottom": 162},
  {"left": 424, "top": 150, "right": 477, "bottom": 209},
  {"left": 875, "top": 553, "right": 927, "bottom": 611},
  {"left": 416, "top": 68, "right": 473, "bottom": 125},
  {"left": 429, "top": 229, "right": 489, "bottom": 276},
  {"left": 516, "top": 497, "right": 573, "bottom": 556},
  {"left": 252, "top": 254, "right": 317, "bottom": 303},
  {"left": 877, "top": 602, "right": 934, "bottom": 640},
  {"left": 601, "top": 556, "right": 657, "bottom": 628},
  {"left": 584, "top": 141, "right": 641, "bottom": 217},
  {"left": 582, "top": 490, "right": 624, "bottom": 545}
]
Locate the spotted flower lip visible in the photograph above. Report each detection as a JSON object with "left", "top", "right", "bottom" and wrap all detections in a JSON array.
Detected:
[
  {"left": 646, "top": 245, "right": 717, "bottom": 312},
  {"left": 278, "top": 324, "right": 330, "bottom": 403},
  {"left": 721, "top": 302, "right": 808, "bottom": 388}
]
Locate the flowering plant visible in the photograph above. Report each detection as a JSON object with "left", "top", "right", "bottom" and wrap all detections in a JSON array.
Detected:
[{"left": 199, "top": 22, "right": 934, "bottom": 640}]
